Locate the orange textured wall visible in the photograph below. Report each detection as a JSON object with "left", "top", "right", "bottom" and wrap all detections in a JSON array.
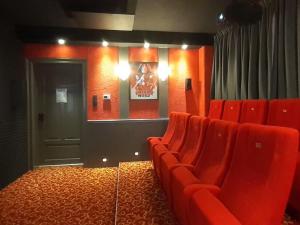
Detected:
[
  {"left": 87, "top": 47, "right": 119, "bottom": 120},
  {"left": 24, "top": 44, "right": 120, "bottom": 120},
  {"left": 129, "top": 48, "right": 158, "bottom": 63},
  {"left": 168, "top": 49, "right": 199, "bottom": 115},
  {"left": 128, "top": 48, "right": 160, "bottom": 119},
  {"left": 199, "top": 46, "right": 214, "bottom": 117}
]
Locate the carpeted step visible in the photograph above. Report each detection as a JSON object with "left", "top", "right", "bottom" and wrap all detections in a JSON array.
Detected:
[{"left": 115, "top": 161, "right": 179, "bottom": 225}]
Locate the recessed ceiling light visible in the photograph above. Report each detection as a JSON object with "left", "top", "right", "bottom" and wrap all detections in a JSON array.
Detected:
[
  {"left": 102, "top": 40, "right": 109, "bottom": 47},
  {"left": 182, "top": 44, "right": 188, "bottom": 50},
  {"left": 102, "top": 157, "right": 108, "bottom": 162},
  {"left": 57, "top": 38, "right": 66, "bottom": 45},
  {"left": 144, "top": 41, "right": 150, "bottom": 49},
  {"left": 134, "top": 152, "right": 139, "bottom": 156}
]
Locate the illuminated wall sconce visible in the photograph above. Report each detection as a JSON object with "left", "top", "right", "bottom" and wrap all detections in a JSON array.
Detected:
[
  {"left": 115, "top": 62, "right": 131, "bottom": 80},
  {"left": 157, "top": 62, "right": 171, "bottom": 81}
]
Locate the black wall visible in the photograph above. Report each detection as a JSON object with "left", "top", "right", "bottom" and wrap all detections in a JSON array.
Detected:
[{"left": 0, "top": 19, "right": 28, "bottom": 189}]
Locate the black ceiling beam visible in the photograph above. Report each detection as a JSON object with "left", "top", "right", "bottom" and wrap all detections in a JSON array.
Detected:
[
  {"left": 15, "top": 25, "right": 214, "bottom": 46},
  {"left": 58, "top": 0, "right": 137, "bottom": 15}
]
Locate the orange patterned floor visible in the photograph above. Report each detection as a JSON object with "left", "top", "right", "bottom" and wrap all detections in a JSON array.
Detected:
[
  {"left": 116, "top": 161, "right": 179, "bottom": 225},
  {"left": 0, "top": 167, "right": 118, "bottom": 225}
]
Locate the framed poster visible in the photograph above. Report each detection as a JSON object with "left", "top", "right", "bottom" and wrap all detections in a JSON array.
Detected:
[{"left": 130, "top": 62, "right": 158, "bottom": 100}]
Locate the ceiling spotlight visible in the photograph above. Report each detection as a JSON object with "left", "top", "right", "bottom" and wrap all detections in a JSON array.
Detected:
[
  {"left": 57, "top": 38, "right": 66, "bottom": 45},
  {"left": 134, "top": 152, "right": 139, "bottom": 156},
  {"left": 102, "top": 157, "right": 108, "bottom": 163},
  {"left": 182, "top": 44, "right": 188, "bottom": 50},
  {"left": 102, "top": 40, "right": 109, "bottom": 47},
  {"left": 144, "top": 41, "right": 150, "bottom": 49}
]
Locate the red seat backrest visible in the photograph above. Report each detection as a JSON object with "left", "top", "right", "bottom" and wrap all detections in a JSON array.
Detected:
[
  {"left": 208, "top": 100, "right": 225, "bottom": 119},
  {"left": 219, "top": 124, "right": 298, "bottom": 225},
  {"left": 161, "top": 112, "right": 178, "bottom": 144},
  {"left": 267, "top": 99, "right": 300, "bottom": 213},
  {"left": 168, "top": 112, "right": 191, "bottom": 152},
  {"left": 193, "top": 119, "right": 238, "bottom": 186},
  {"left": 222, "top": 100, "right": 242, "bottom": 122},
  {"left": 178, "top": 116, "right": 209, "bottom": 165},
  {"left": 267, "top": 99, "right": 300, "bottom": 135},
  {"left": 239, "top": 100, "right": 268, "bottom": 124}
]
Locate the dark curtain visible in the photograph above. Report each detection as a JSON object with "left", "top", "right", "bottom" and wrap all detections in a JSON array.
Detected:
[{"left": 211, "top": 0, "right": 300, "bottom": 99}]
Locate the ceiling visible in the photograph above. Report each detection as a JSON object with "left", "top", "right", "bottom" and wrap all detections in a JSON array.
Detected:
[{"left": 0, "top": 0, "right": 231, "bottom": 33}]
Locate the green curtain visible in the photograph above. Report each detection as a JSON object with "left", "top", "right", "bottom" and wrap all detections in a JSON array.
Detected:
[{"left": 211, "top": 0, "right": 300, "bottom": 99}]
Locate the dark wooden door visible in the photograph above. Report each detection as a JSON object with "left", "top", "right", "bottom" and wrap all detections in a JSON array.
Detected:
[{"left": 34, "top": 62, "right": 83, "bottom": 165}]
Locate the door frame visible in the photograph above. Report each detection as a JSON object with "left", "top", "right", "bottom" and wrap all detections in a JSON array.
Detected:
[{"left": 26, "top": 59, "right": 87, "bottom": 168}]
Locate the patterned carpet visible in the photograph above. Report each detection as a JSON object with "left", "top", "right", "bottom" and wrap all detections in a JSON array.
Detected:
[
  {"left": 0, "top": 162, "right": 298, "bottom": 225},
  {"left": 116, "top": 161, "right": 179, "bottom": 225},
  {"left": 0, "top": 167, "right": 118, "bottom": 225}
]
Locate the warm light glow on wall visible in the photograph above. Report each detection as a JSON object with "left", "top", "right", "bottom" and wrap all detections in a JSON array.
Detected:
[
  {"left": 115, "top": 61, "right": 131, "bottom": 80},
  {"left": 157, "top": 62, "right": 171, "bottom": 81},
  {"left": 179, "top": 60, "right": 188, "bottom": 77}
]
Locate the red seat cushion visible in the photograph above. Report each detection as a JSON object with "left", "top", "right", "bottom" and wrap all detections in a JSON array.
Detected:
[
  {"left": 239, "top": 99, "right": 268, "bottom": 124},
  {"left": 222, "top": 100, "right": 242, "bottom": 122}
]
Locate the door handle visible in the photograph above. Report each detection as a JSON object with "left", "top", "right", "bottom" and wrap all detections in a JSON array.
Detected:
[
  {"left": 64, "top": 138, "right": 80, "bottom": 141},
  {"left": 38, "top": 113, "right": 44, "bottom": 122}
]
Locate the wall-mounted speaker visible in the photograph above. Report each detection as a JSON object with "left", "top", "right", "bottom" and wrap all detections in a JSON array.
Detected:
[
  {"left": 185, "top": 78, "right": 192, "bottom": 91},
  {"left": 92, "top": 95, "right": 98, "bottom": 108}
]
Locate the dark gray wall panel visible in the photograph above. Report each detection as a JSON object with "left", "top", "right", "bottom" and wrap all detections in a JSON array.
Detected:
[
  {"left": 82, "top": 119, "right": 168, "bottom": 167},
  {"left": 0, "top": 19, "right": 27, "bottom": 189}
]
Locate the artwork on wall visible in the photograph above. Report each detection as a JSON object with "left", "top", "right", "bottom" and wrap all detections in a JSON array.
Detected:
[{"left": 129, "top": 62, "right": 158, "bottom": 100}]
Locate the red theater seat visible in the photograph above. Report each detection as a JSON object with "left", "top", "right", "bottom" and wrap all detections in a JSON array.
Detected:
[
  {"left": 170, "top": 120, "right": 238, "bottom": 225},
  {"left": 222, "top": 100, "right": 242, "bottom": 122},
  {"left": 239, "top": 99, "right": 268, "bottom": 124},
  {"left": 159, "top": 116, "right": 209, "bottom": 195},
  {"left": 207, "top": 100, "right": 224, "bottom": 119},
  {"left": 147, "top": 112, "right": 177, "bottom": 159},
  {"left": 152, "top": 112, "right": 191, "bottom": 177},
  {"left": 267, "top": 99, "right": 300, "bottom": 214},
  {"left": 187, "top": 124, "right": 299, "bottom": 225}
]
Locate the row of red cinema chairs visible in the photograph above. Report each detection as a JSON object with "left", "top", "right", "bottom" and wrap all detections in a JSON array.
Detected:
[{"left": 147, "top": 99, "right": 300, "bottom": 225}]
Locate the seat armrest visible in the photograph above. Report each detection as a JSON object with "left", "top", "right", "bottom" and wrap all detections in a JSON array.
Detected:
[
  {"left": 184, "top": 184, "right": 221, "bottom": 198},
  {"left": 188, "top": 189, "right": 241, "bottom": 225},
  {"left": 176, "top": 163, "right": 195, "bottom": 173},
  {"left": 168, "top": 151, "right": 180, "bottom": 159},
  {"left": 155, "top": 144, "right": 169, "bottom": 152},
  {"left": 147, "top": 137, "right": 161, "bottom": 141}
]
